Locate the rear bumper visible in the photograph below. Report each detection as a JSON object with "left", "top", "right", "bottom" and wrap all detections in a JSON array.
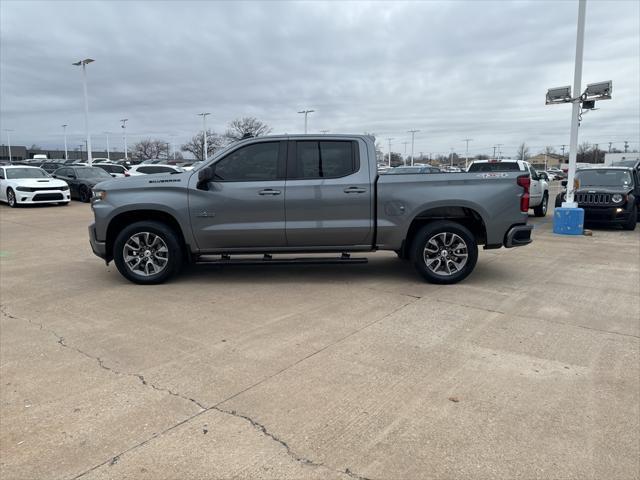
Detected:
[
  {"left": 504, "top": 224, "right": 533, "bottom": 248},
  {"left": 88, "top": 223, "right": 107, "bottom": 260}
]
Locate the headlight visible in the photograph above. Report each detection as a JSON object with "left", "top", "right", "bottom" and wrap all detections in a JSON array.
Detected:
[
  {"left": 16, "top": 186, "right": 33, "bottom": 192},
  {"left": 92, "top": 189, "right": 107, "bottom": 201},
  {"left": 611, "top": 194, "right": 624, "bottom": 203},
  {"left": 59, "top": 184, "right": 69, "bottom": 191}
]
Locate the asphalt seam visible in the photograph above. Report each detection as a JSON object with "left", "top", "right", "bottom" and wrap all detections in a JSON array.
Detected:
[{"left": 2, "top": 300, "right": 416, "bottom": 480}]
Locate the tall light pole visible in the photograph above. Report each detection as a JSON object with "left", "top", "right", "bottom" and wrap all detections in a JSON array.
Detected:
[
  {"left": 62, "top": 124, "right": 69, "bottom": 160},
  {"left": 5, "top": 129, "right": 13, "bottom": 162},
  {"left": 198, "top": 113, "right": 211, "bottom": 161},
  {"left": 496, "top": 143, "right": 503, "bottom": 161},
  {"left": 104, "top": 132, "right": 111, "bottom": 160},
  {"left": 463, "top": 138, "right": 473, "bottom": 169},
  {"left": 386, "top": 137, "right": 394, "bottom": 167},
  {"left": 297, "top": 109, "right": 314, "bottom": 134},
  {"left": 120, "top": 119, "right": 128, "bottom": 160},
  {"left": 402, "top": 141, "right": 409, "bottom": 165},
  {"left": 408, "top": 129, "right": 420, "bottom": 166},
  {"left": 564, "top": 0, "right": 587, "bottom": 206},
  {"left": 72, "top": 58, "right": 94, "bottom": 165}
]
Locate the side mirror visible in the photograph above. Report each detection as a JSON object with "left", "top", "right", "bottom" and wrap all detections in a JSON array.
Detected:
[
  {"left": 51, "top": 174, "right": 57, "bottom": 178},
  {"left": 68, "top": 174, "right": 76, "bottom": 179},
  {"left": 197, "top": 166, "right": 214, "bottom": 190},
  {"left": 561, "top": 180, "right": 568, "bottom": 187}
]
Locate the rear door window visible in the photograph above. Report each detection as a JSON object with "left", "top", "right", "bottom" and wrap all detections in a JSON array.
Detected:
[{"left": 292, "top": 141, "right": 357, "bottom": 179}]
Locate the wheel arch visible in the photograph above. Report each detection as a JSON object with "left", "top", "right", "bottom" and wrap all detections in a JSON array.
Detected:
[
  {"left": 105, "top": 210, "right": 189, "bottom": 262},
  {"left": 399, "top": 206, "right": 487, "bottom": 259}
]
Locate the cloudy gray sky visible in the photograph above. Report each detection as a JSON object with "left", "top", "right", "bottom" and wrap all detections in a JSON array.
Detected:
[{"left": 1, "top": 0, "right": 638, "bottom": 158}]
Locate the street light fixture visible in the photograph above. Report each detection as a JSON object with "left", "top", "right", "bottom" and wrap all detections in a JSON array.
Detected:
[
  {"left": 297, "top": 109, "right": 314, "bottom": 134},
  {"left": 120, "top": 119, "right": 128, "bottom": 160},
  {"left": 463, "top": 138, "right": 473, "bottom": 169},
  {"left": 72, "top": 58, "right": 94, "bottom": 165},
  {"left": 544, "top": 0, "right": 611, "bottom": 210},
  {"left": 198, "top": 113, "right": 211, "bottom": 162}
]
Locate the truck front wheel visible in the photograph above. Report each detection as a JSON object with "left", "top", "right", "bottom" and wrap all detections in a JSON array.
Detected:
[
  {"left": 113, "top": 221, "right": 183, "bottom": 284},
  {"left": 411, "top": 221, "right": 478, "bottom": 284}
]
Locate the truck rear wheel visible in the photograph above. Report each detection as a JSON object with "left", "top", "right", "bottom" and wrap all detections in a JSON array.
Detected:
[
  {"left": 534, "top": 193, "right": 548, "bottom": 217},
  {"left": 113, "top": 221, "right": 183, "bottom": 284},
  {"left": 411, "top": 221, "right": 478, "bottom": 284}
]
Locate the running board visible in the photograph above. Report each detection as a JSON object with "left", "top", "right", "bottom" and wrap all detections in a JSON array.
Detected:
[{"left": 196, "top": 255, "right": 368, "bottom": 266}]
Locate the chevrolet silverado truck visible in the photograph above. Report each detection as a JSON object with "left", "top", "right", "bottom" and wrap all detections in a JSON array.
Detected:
[{"left": 88, "top": 135, "right": 533, "bottom": 285}]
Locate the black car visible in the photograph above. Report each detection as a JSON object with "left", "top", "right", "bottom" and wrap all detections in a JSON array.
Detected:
[
  {"left": 555, "top": 167, "right": 639, "bottom": 230},
  {"left": 52, "top": 166, "right": 112, "bottom": 202},
  {"left": 40, "top": 161, "right": 66, "bottom": 174}
]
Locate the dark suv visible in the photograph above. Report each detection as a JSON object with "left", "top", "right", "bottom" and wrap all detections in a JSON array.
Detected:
[{"left": 555, "top": 167, "right": 639, "bottom": 230}]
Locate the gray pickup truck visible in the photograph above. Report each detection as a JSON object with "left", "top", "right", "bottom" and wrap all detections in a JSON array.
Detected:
[{"left": 89, "top": 135, "right": 532, "bottom": 285}]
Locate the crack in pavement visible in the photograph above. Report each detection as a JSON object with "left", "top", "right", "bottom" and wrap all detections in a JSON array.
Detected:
[
  {"left": 2, "top": 300, "right": 415, "bottom": 480},
  {"left": 1, "top": 305, "right": 207, "bottom": 411}
]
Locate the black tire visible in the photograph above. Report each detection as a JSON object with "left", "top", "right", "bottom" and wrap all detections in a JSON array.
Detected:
[
  {"left": 534, "top": 193, "right": 548, "bottom": 217},
  {"left": 623, "top": 204, "right": 637, "bottom": 231},
  {"left": 113, "top": 221, "right": 183, "bottom": 284},
  {"left": 410, "top": 221, "right": 478, "bottom": 285},
  {"left": 79, "top": 185, "right": 92, "bottom": 203},
  {"left": 6, "top": 188, "right": 18, "bottom": 208}
]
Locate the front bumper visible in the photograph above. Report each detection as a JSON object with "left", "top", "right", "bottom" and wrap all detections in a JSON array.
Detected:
[
  {"left": 581, "top": 205, "right": 633, "bottom": 225},
  {"left": 88, "top": 223, "right": 107, "bottom": 260},
  {"left": 14, "top": 190, "right": 70, "bottom": 204},
  {"left": 504, "top": 224, "right": 533, "bottom": 248}
]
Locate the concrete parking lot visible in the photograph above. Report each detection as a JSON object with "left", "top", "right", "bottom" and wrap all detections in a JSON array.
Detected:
[{"left": 1, "top": 198, "right": 639, "bottom": 480}]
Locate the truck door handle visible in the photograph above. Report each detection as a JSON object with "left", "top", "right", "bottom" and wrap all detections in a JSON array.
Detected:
[
  {"left": 258, "top": 189, "right": 281, "bottom": 195},
  {"left": 344, "top": 187, "right": 367, "bottom": 194}
]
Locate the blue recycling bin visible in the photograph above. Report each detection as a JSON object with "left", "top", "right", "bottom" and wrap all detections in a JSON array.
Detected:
[{"left": 553, "top": 207, "right": 584, "bottom": 235}]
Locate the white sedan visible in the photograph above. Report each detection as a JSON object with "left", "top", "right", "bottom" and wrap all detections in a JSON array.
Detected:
[{"left": 0, "top": 166, "right": 71, "bottom": 207}]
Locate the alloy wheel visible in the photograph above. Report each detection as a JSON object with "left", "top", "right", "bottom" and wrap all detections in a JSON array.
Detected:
[
  {"left": 122, "top": 232, "right": 169, "bottom": 277},
  {"left": 423, "top": 232, "right": 469, "bottom": 277}
]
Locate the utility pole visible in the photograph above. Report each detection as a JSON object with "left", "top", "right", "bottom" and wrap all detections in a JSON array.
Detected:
[
  {"left": 564, "top": 0, "right": 587, "bottom": 206},
  {"left": 463, "top": 138, "right": 473, "bottom": 169},
  {"left": 496, "top": 144, "right": 503, "bottom": 161},
  {"left": 449, "top": 148, "right": 455, "bottom": 167},
  {"left": 4, "top": 129, "right": 13, "bottom": 162},
  {"left": 120, "top": 119, "right": 128, "bottom": 160},
  {"left": 72, "top": 58, "right": 94, "bottom": 165},
  {"left": 624, "top": 140, "right": 629, "bottom": 153},
  {"left": 408, "top": 129, "right": 419, "bottom": 166},
  {"left": 561, "top": 144, "right": 567, "bottom": 160},
  {"left": 608, "top": 142, "right": 612, "bottom": 153},
  {"left": 297, "top": 109, "right": 314, "bottom": 134},
  {"left": 593, "top": 143, "right": 598, "bottom": 163},
  {"left": 386, "top": 137, "right": 393, "bottom": 167},
  {"left": 198, "top": 113, "right": 211, "bottom": 162},
  {"left": 104, "top": 132, "right": 110, "bottom": 160},
  {"left": 62, "top": 125, "right": 68, "bottom": 160},
  {"left": 492, "top": 145, "right": 497, "bottom": 161}
]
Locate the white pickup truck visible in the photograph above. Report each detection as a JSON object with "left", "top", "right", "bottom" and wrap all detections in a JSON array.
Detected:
[{"left": 467, "top": 160, "right": 549, "bottom": 216}]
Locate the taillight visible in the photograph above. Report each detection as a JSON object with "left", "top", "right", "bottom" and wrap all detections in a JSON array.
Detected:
[{"left": 517, "top": 175, "right": 530, "bottom": 212}]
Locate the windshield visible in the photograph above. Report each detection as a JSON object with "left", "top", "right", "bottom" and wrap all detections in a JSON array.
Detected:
[
  {"left": 468, "top": 162, "right": 520, "bottom": 172},
  {"left": 6, "top": 168, "right": 49, "bottom": 179},
  {"left": 576, "top": 169, "right": 632, "bottom": 187},
  {"left": 76, "top": 167, "right": 113, "bottom": 179}
]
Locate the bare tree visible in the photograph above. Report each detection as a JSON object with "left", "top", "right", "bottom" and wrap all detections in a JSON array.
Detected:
[
  {"left": 384, "top": 152, "right": 404, "bottom": 167},
  {"left": 132, "top": 139, "right": 169, "bottom": 160},
  {"left": 516, "top": 143, "right": 530, "bottom": 161},
  {"left": 181, "top": 129, "right": 223, "bottom": 161},
  {"left": 224, "top": 117, "right": 272, "bottom": 142},
  {"left": 544, "top": 146, "right": 555, "bottom": 155}
]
